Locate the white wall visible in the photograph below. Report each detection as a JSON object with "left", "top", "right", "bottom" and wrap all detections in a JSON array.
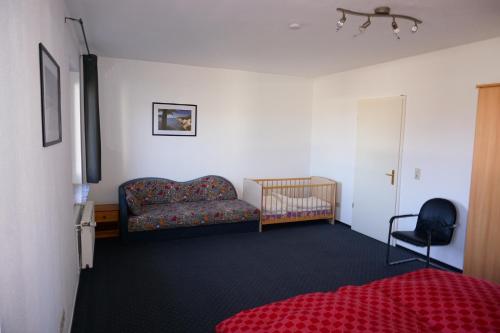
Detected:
[
  {"left": 89, "top": 57, "right": 313, "bottom": 203},
  {"left": 310, "top": 37, "right": 500, "bottom": 269},
  {"left": 0, "top": 0, "right": 81, "bottom": 332}
]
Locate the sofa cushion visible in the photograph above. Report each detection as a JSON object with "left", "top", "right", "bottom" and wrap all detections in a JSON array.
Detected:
[
  {"left": 128, "top": 199, "right": 260, "bottom": 232},
  {"left": 125, "top": 189, "right": 143, "bottom": 215},
  {"left": 123, "top": 176, "right": 238, "bottom": 206}
]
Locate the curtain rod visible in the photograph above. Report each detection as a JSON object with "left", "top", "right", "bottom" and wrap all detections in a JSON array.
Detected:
[{"left": 65, "top": 17, "right": 91, "bottom": 55}]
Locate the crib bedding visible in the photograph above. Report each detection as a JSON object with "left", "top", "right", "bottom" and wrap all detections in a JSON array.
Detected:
[
  {"left": 263, "top": 193, "right": 331, "bottom": 215},
  {"left": 216, "top": 269, "right": 500, "bottom": 333},
  {"left": 274, "top": 193, "right": 331, "bottom": 210},
  {"left": 262, "top": 195, "right": 284, "bottom": 213}
]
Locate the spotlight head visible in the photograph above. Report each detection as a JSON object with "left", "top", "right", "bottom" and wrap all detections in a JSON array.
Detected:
[
  {"left": 392, "top": 18, "right": 400, "bottom": 34},
  {"left": 336, "top": 11, "right": 346, "bottom": 31},
  {"left": 359, "top": 16, "right": 371, "bottom": 31},
  {"left": 411, "top": 22, "right": 418, "bottom": 33}
]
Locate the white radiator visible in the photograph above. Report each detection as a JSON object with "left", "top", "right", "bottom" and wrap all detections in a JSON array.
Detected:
[{"left": 78, "top": 201, "right": 96, "bottom": 269}]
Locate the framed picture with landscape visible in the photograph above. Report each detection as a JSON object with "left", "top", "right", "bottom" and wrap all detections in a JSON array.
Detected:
[{"left": 152, "top": 102, "right": 197, "bottom": 136}]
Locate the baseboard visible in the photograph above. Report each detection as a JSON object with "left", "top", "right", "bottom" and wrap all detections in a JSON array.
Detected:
[
  {"left": 395, "top": 245, "right": 462, "bottom": 273},
  {"left": 334, "top": 220, "right": 351, "bottom": 228},
  {"left": 67, "top": 270, "right": 80, "bottom": 333}
]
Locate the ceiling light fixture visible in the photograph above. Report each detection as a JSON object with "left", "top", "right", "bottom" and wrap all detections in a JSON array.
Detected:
[
  {"left": 411, "top": 21, "right": 419, "bottom": 33},
  {"left": 391, "top": 18, "right": 400, "bottom": 33},
  {"left": 360, "top": 16, "right": 371, "bottom": 31},
  {"left": 335, "top": 6, "right": 422, "bottom": 39},
  {"left": 391, "top": 17, "right": 400, "bottom": 39},
  {"left": 336, "top": 11, "right": 347, "bottom": 31},
  {"left": 354, "top": 16, "right": 371, "bottom": 37}
]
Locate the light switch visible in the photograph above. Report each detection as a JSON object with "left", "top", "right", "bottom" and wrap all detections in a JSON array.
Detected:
[{"left": 414, "top": 168, "right": 421, "bottom": 180}]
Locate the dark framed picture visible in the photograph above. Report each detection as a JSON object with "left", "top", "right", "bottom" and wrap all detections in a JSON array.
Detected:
[
  {"left": 39, "top": 43, "right": 62, "bottom": 147},
  {"left": 152, "top": 102, "right": 197, "bottom": 136}
]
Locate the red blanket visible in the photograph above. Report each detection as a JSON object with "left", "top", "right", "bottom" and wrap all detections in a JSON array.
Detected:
[{"left": 216, "top": 269, "right": 500, "bottom": 333}]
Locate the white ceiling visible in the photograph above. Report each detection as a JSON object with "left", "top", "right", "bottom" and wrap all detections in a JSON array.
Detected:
[{"left": 66, "top": 0, "right": 500, "bottom": 77}]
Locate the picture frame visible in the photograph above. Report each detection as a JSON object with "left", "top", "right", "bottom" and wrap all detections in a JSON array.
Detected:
[
  {"left": 152, "top": 102, "right": 197, "bottom": 137},
  {"left": 39, "top": 43, "right": 62, "bottom": 147}
]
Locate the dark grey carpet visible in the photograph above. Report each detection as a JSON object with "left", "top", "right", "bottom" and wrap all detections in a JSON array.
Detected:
[{"left": 71, "top": 222, "right": 426, "bottom": 333}]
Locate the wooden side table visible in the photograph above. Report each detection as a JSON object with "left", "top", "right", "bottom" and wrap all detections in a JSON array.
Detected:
[{"left": 95, "top": 204, "right": 119, "bottom": 239}]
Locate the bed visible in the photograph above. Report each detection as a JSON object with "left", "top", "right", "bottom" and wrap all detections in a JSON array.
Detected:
[
  {"left": 243, "top": 177, "right": 336, "bottom": 231},
  {"left": 216, "top": 269, "right": 500, "bottom": 333}
]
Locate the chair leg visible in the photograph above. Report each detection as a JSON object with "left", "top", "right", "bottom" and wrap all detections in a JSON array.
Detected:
[
  {"left": 388, "top": 239, "right": 437, "bottom": 268},
  {"left": 388, "top": 242, "right": 446, "bottom": 270},
  {"left": 426, "top": 235, "right": 431, "bottom": 268},
  {"left": 426, "top": 245, "right": 431, "bottom": 267},
  {"left": 386, "top": 222, "right": 440, "bottom": 268},
  {"left": 386, "top": 232, "right": 391, "bottom": 265},
  {"left": 387, "top": 236, "right": 422, "bottom": 266}
]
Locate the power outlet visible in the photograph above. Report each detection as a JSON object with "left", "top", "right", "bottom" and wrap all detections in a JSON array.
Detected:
[
  {"left": 59, "top": 309, "right": 66, "bottom": 333},
  {"left": 414, "top": 168, "right": 422, "bottom": 180}
]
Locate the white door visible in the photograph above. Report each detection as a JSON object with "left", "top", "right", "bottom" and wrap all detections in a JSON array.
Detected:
[{"left": 352, "top": 96, "right": 405, "bottom": 243}]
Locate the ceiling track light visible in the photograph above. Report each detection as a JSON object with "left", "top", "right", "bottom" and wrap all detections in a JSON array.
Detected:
[
  {"left": 354, "top": 16, "right": 371, "bottom": 37},
  {"left": 336, "top": 11, "right": 346, "bottom": 31},
  {"left": 391, "top": 18, "right": 399, "bottom": 33},
  {"left": 335, "top": 6, "right": 422, "bottom": 39},
  {"left": 411, "top": 21, "right": 419, "bottom": 33},
  {"left": 360, "top": 16, "right": 371, "bottom": 31},
  {"left": 392, "top": 17, "right": 400, "bottom": 39}
]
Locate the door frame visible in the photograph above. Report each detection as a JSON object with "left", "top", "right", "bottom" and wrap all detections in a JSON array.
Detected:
[{"left": 393, "top": 95, "right": 406, "bottom": 245}]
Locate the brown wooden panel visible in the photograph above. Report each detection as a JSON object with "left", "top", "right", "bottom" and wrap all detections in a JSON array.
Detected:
[
  {"left": 476, "top": 83, "right": 500, "bottom": 89},
  {"left": 95, "top": 203, "right": 119, "bottom": 212},
  {"left": 464, "top": 85, "right": 500, "bottom": 284},
  {"left": 95, "top": 210, "right": 119, "bottom": 223},
  {"left": 262, "top": 214, "right": 334, "bottom": 225},
  {"left": 96, "top": 229, "right": 119, "bottom": 239}
]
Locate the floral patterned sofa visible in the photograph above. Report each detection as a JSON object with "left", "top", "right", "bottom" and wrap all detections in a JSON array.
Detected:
[{"left": 118, "top": 176, "right": 260, "bottom": 241}]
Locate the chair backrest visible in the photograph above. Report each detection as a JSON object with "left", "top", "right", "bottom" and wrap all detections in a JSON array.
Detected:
[{"left": 415, "top": 198, "right": 457, "bottom": 244}]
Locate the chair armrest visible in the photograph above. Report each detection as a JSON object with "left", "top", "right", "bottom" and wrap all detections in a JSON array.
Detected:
[
  {"left": 387, "top": 214, "right": 418, "bottom": 245},
  {"left": 389, "top": 214, "right": 418, "bottom": 224},
  {"left": 388, "top": 214, "right": 418, "bottom": 236}
]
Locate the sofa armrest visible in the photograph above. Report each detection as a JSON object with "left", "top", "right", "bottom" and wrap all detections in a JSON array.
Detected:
[{"left": 118, "top": 185, "right": 129, "bottom": 243}]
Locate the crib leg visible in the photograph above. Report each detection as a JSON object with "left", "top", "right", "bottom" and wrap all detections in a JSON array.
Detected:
[
  {"left": 259, "top": 221, "right": 262, "bottom": 232},
  {"left": 328, "top": 218, "right": 335, "bottom": 225}
]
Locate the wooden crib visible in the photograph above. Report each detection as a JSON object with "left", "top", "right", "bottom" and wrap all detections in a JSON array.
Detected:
[{"left": 243, "top": 177, "right": 336, "bottom": 231}]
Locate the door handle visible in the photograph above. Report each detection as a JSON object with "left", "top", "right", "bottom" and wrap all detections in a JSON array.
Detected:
[{"left": 385, "top": 169, "right": 395, "bottom": 185}]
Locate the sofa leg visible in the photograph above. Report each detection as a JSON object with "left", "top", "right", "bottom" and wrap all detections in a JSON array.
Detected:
[{"left": 259, "top": 222, "right": 262, "bottom": 233}]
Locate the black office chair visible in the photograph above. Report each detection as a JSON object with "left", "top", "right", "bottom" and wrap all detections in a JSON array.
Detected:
[{"left": 386, "top": 198, "right": 457, "bottom": 268}]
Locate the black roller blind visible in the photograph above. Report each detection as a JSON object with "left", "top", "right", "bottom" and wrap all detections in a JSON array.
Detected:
[{"left": 83, "top": 54, "right": 101, "bottom": 183}]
